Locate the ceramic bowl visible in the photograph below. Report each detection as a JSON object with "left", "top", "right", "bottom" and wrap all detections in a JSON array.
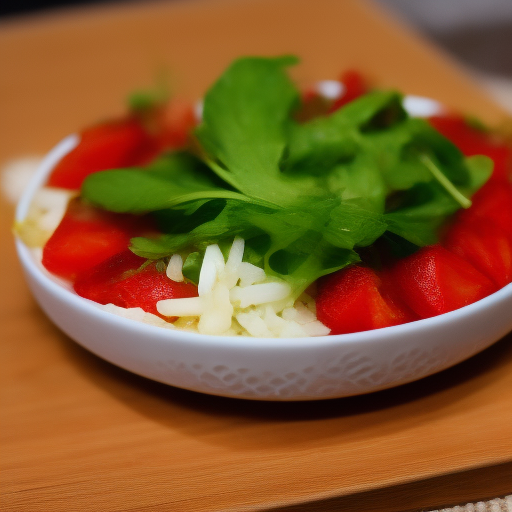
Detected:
[{"left": 14, "top": 134, "right": 512, "bottom": 401}]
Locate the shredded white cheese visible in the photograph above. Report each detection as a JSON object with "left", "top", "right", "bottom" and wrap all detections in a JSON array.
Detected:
[
  {"left": 166, "top": 254, "right": 184, "bottom": 282},
  {"left": 16, "top": 187, "right": 76, "bottom": 247},
  {"left": 157, "top": 237, "right": 330, "bottom": 338}
]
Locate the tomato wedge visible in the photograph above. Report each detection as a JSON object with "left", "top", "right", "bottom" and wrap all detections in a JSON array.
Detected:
[
  {"left": 330, "top": 70, "right": 368, "bottom": 112},
  {"left": 458, "top": 181, "right": 512, "bottom": 242},
  {"left": 389, "top": 245, "right": 496, "bottom": 319},
  {"left": 316, "top": 265, "right": 415, "bottom": 335},
  {"left": 48, "top": 117, "right": 159, "bottom": 190},
  {"left": 42, "top": 199, "right": 155, "bottom": 281},
  {"left": 74, "top": 249, "right": 198, "bottom": 318},
  {"left": 444, "top": 216, "right": 512, "bottom": 288}
]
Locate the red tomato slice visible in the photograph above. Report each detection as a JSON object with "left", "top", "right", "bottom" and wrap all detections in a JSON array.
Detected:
[
  {"left": 156, "top": 100, "right": 197, "bottom": 150},
  {"left": 316, "top": 265, "right": 415, "bottom": 335},
  {"left": 74, "top": 249, "right": 197, "bottom": 318},
  {"left": 330, "top": 70, "right": 368, "bottom": 112},
  {"left": 458, "top": 181, "right": 512, "bottom": 242},
  {"left": 73, "top": 249, "right": 146, "bottom": 305},
  {"left": 47, "top": 117, "right": 159, "bottom": 190},
  {"left": 390, "top": 245, "right": 496, "bottom": 319},
  {"left": 42, "top": 199, "right": 154, "bottom": 281},
  {"left": 429, "top": 115, "right": 512, "bottom": 182},
  {"left": 444, "top": 217, "right": 512, "bottom": 288},
  {"left": 109, "top": 265, "right": 198, "bottom": 318},
  {"left": 297, "top": 70, "right": 369, "bottom": 121}
]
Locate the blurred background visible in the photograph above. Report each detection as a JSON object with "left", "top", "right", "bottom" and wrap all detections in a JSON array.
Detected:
[
  {"left": 1, "top": 0, "right": 511, "bottom": 112},
  {"left": 377, "top": 0, "right": 512, "bottom": 112}
]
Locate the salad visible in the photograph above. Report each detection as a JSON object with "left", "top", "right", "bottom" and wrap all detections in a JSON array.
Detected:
[{"left": 17, "top": 56, "right": 512, "bottom": 338}]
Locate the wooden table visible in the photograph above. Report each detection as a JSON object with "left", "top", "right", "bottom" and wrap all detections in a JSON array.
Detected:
[{"left": 1, "top": 1, "right": 511, "bottom": 510}]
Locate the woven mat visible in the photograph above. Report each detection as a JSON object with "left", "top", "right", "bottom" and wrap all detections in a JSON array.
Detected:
[{"left": 426, "top": 495, "right": 511, "bottom": 512}]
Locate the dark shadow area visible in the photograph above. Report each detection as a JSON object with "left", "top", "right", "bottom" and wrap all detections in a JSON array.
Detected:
[
  {"left": 0, "top": 0, "right": 133, "bottom": 17},
  {"left": 267, "top": 462, "right": 512, "bottom": 512},
  {"left": 432, "top": 22, "right": 512, "bottom": 78}
]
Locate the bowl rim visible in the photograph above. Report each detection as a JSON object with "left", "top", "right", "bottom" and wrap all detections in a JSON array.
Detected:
[{"left": 15, "top": 134, "right": 512, "bottom": 351}]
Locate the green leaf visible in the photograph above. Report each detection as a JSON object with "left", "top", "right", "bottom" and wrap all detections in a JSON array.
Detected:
[
  {"left": 383, "top": 154, "right": 492, "bottom": 246},
  {"left": 128, "top": 89, "right": 167, "bottom": 112},
  {"left": 195, "top": 56, "right": 314, "bottom": 205},
  {"left": 127, "top": 71, "right": 170, "bottom": 112},
  {"left": 464, "top": 155, "right": 493, "bottom": 191},
  {"left": 283, "top": 91, "right": 403, "bottom": 175},
  {"left": 182, "top": 251, "right": 202, "bottom": 284},
  {"left": 325, "top": 202, "right": 388, "bottom": 248},
  {"left": 82, "top": 152, "right": 248, "bottom": 213},
  {"left": 384, "top": 182, "right": 461, "bottom": 246}
]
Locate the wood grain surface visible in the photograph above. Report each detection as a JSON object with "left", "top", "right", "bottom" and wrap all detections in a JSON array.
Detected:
[{"left": 1, "top": 1, "right": 511, "bottom": 511}]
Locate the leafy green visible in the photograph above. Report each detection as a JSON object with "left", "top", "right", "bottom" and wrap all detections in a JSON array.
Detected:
[
  {"left": 82, "top": 152, "right": 251, "bottom": 213},
  {"left": 81, "top": 55, "right": 492, "bottom": 296},
  {"left": 195, "top": 56, "right": 325, "bottom": 206},
  {"left": 127, "top": 72, "right": 170, "bottom": 112},
  {"left": 129, "top": 197, "right": 378, "bottom": 292},
  {"left": 282, "top": 91, "right": 402, "bottom": 175},
  {"left": 384, "top": 154, "right": 492, "bottom": 245},
  {"left": 182, "top": 251, "right": 202, "bottom": 283},
  {"left": 128, "top": 90, "right": 167, "bottom": 112}
]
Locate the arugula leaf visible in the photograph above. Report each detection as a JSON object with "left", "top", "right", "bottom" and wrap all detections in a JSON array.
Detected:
[
  {"left": 195, "top": 56, "right": 322, "bottom": 205},
  {"left": 282, "top": 91, "right": 403, "bottom": 175},
  {"left": 127, "top": 71, "right": 170, "bottom": 112},
  {"left": 282, "top": 92, "right": 492, "bottom": 246},
  {"left": 463, "top": 154, "right": 494, "bottom": 191},
  {"left": 82, "top": 152, "right": 250, "bottom": 213},
  {"left": 182, "top": 251, "right": 203, "bottom": 283},
  {"left": 128, "top": 89, "right": 167, "bottom": 112},
  {"left": 384, "top": 155, "right": 493, "bottom": 245}
]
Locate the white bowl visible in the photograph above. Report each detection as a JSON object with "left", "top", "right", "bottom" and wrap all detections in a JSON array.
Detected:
[{"left": 14, "top": 136, "right": 512, "bottom": 401}]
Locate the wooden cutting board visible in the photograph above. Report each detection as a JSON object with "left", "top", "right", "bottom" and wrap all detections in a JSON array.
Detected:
[{"left": 1, "top": 1, "right": 511, "bottom": 511}]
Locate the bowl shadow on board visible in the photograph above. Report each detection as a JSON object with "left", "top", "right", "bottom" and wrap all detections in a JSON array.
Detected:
[{"left": 48, "top": 306, "right": 512, "bottom": 450}]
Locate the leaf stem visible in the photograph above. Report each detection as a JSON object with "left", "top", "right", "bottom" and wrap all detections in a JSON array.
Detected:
[
  {"left": 167, "top": 190, "right": 279, "bottom": 208},
  {"left": 204, "top": 157, "right": 243, "bottom": 191},
  {"left": 420, "top": 154, "right": 472, "bottom": 209}
]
